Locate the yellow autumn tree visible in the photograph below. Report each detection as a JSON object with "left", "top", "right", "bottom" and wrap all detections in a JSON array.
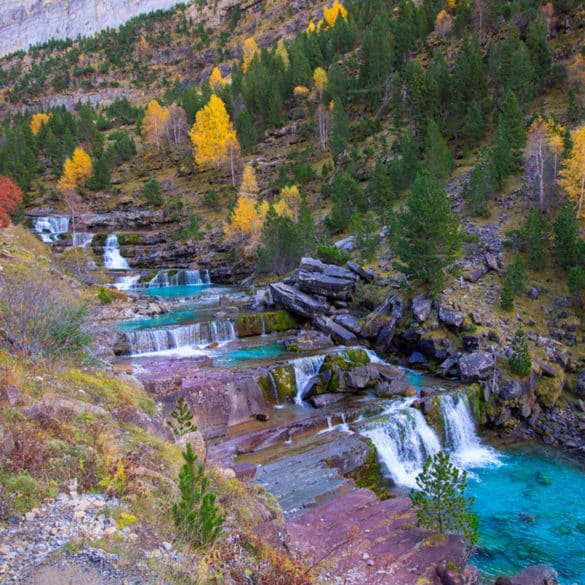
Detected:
[
  {"left": 306, "top": 21, "right": 316, "bottom": 35},
  {"left": 240, "top": 165, "right": 259, "bottom": 197},
  {"left": 189, "top": 95, "right": 237, "bottom": 170},
  {"left": 447, "top": 0, "right": 457, "bottom": 10},
  {"left": 559, "top": 125, "right": 585, "bottom": 218},
  {"left": 209, "top": 67, "right": 226, "bottom": 90},
  {"left": 242, "top": 38, "right": 259, "bottom": 73},
  {"left": 275, "top": 40, "right": 290, "bottom": 70},
  {"left": 30, "top": 113, "right": 51, "bottom": 136},
  {"left": 143, "top": 100, "right": 170, "bottom": 152},
  {"left": 322, "top": 0, "right": 348, "bottom": 29},
  {"left": 313, "top": 67, "right": 328, "bottom": 101},
  {"left": 435, "top": 9, "right": 453, "bottom": 36},
  {"left": 57, "top": 147, "right": 93, "bottom": 192},
  {"left": 223, "top": 195, "right": 263, "bottom": 250},
  {"left": 279, "top": 185, "right": 301, "bottom": 220}
]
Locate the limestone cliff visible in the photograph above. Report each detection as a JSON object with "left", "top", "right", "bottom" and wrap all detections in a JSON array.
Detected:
[{"left": 0, "top": 0, "right": 190, "bottom": 57}]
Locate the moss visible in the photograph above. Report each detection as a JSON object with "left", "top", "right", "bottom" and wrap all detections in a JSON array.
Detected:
[
  {"left": 268, "top": 365, "right": 296, "bottom": 400},
  {"left": 535, "top": 376, "right": 563, "bottom": 409},
  {"left": 342, "top": 348, "right": 369, "bottom": 366},
  {"left": 346, "top": 439, "right": 389, "bottom": 500},
  {"left": 257, "top": 375, "right": 274, "bottom": 402},
  {"left": 118, "top": 233, "right": 141, "bottom": 245},
  {"left": 235, "top": 311, "right": 298, "bottom": 337}
]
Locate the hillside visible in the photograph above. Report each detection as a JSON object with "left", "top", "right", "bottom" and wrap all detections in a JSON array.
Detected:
[{"left": 1, "top": 0, "right": 585, "bottom": 583}]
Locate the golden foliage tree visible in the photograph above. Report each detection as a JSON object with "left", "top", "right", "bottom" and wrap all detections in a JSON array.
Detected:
[
  {"left": 189, "top": 95, "right": 237, "bottom": 170},
  {"left": 275, "top": 40, "right": 290, "bottom": 70},
  {"left": 223, "top": 195, "right": 263, "bottom": 250},
  {"left": 242, "top": 38, "right": 259, "bottom": 73},
  {"left": 559, "top": 125, "right": 585, "bottom": 218},
  {"left": 279, "top": 185, "right": 301, "bottom": 221},
  {"left": 57, "top": 147, "right": 93, "bottom": 192},
  {"left": 322, "top": 0, "right": 348, "bottom": 29},
  {"left": 313, "top": 67, "right": 328, "bottom": 101},
  {"left": 30, "top": 113, "right": 51, "bottom": 136},
  {"left": 240, "top": 165, "right": 259, "bottom": 197},
  {"left": 435, "top": 10, "right": 453, "bottom": 36},
  {"left": 143, "top": 99, "right": 170, "bottom": 152},
  {"left": 209, "top": 67, "right": 226, "bottom": 90}
]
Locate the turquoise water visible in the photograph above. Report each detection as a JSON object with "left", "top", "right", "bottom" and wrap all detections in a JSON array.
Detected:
[
  {"left": 213, "top": 342, "right": 285, "bottom": 366},
  {"left": 470, "top": 443, "right": 585, "bottom": 584},
  {"left": 118, "top": 309, "right": 199, "bottom": 331},
  {"left": 141, "top": 284, "right": 215, "bottom": 299}
]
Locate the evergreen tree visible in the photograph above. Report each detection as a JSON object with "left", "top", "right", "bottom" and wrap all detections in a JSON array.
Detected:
[
  {"left": 520, "top": 208, "right": 547, "bottom": 269},
  {"left": 553, "top": 201, "right": 579, "bottom": 268},
  {"left": 507, "top": 253, "right": 528, "bottom": 295},
  {"left": 367, "top": 158, "right": 393, "bottom": 216},
  {"left": 325, "top": 170, "right": 366, "bottom": 233},
  {"left": 424, "top": 120, "right": 453, "bottom": 181},
  {"left": 491, "top": 117, "right": 513, "bottom": 190},
  {"left": 143, "top": 178, "right": 164, "bottom": 206},
  {"left": 298, "top": 195, "right": 316, "bottom": 254},
  {"left": 501, "top": 90, "right": 526, "bottom": 170},
  {"left": 350, "top": 210, "right": 379, "bottom": 261},
  {"left": 173, "top": 443, "right": 224, "bottom": 546},
  {"left": 526, "top": 19, "right": 552, "bottom": 94},
  {"left": 500, "top": 278, "right": 515, "bottom": 311},
  {"left": 462, "top": 100, "right": 485, "bottom": 145},
  {"left": 167, "top": 397, "right": 198, "bottom": 438},
  {"left": 393, "top": 170, "right": 462, "bottom": 297},
  {"left": 330, "top": 99, "right": 350, "bottom": 159},
  {"left": 567, "top": 266, "right": 585, "bottom": 309},
  {"left": 463, "top": 150, "right": 492, "bottom": 217},
  {"left": 508, "top": 327, "right": 532, "bottom": 378},
  {"left": 85, "top": 154, "right": 111, "bottom": 191},
  {"left": 409, "top": 451, "right": 478, "bottom": 547},
  {"left": 235, "top": 110, "right": 257, "bottom": 154}
]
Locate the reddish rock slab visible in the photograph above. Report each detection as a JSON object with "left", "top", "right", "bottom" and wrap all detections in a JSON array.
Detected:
[{"left": 287, "top": 489, "right": 466, "bottom": 585}]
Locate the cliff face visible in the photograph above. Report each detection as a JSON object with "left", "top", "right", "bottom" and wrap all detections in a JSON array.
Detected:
[{"left": 0, "top": 0, "right": 188, "bottom": 57}]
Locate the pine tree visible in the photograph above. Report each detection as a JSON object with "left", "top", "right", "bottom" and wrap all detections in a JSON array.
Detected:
[
  {"left": 424, "top": 120, "right": 453, "bottom": 181},
  {"left": 508, "top": 327, "right": 532, "bottom": 378},
  {"left": 463, "top": 150, "right": 492, "bottom": 217},
  {"left": 521, "top": 208, "right": 546, "bottom": 269},
  {"left": 330, "top": 99, "right": 350, "bottom": 159},
  {"left": 367, "top": 158, "right": 393, "bottom": 215},
  {"left": 409, "top": 451, "right": 478, "bottom": 547},
  {"left": 393, "top": 170, "right": 462, "bottom": 297},
  {"left": 501, "top": 90, "right": 526, "bottom": 171},
  {"left": 173, "top": 443, "right": 224, "bottom": 546},
  {"left": 500, "top": 278, "right": 515, "bottom": 311},
  {"left": 167, "top": 397, "right": 198, "bottom": 438},
  {"left": 491, "top": 117, "right": 513, "bottom": 190},
  {"left": 526, "top": 19, "right": 552, "bottom": 94},
  {"left": 553, "top": 201, "right": 579, "bottom": 268}
]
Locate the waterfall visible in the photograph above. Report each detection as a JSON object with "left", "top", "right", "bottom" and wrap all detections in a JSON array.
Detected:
[
  {"left": 114, "top": 274, "right": 141, "bottom": 291},
  {"left": 362, "top": 400, "right": 441, "bottom": 489},
  {"left": 103, "top": 234, "right": 129, "bottom": 269},
  {"left": 148, "top": 269, "right": 210, "bottom": 288},
  {"left": 33, "top": 216, "right": 69, "bottom": 243},
  {"left": 439, "top": 393, "right": 500, "bottom": 468},
  {"left": 122, "top": 319, "right": 235, "bottom": 355},
  {"left": 267, "top": 372, "right": 284, "bottom": 409},
  {"left": 72, "top": 232, "right": 94, "bottom": 248},
  {"left": 290, "top": 354, "right": 326, "bottom": 405}
]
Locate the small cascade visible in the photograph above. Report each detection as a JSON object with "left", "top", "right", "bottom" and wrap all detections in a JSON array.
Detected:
[
  {"left": 267, "top": 372, "right": 284, "bottom": 409},
  {"left": 122, "top": 320, "right": 235, "bottom": 355},
  {"left": 439, "top": 393, "right": 500, "bottom": 468},
  {"left": 260, "top": 314, "right": 267, "bottom": 336},
  {"left": 114, "top": 274, "right": 141, "bottom": 291},
  {"left": 362, "top": 400, "right": 441, "bottom": 489},
  {"left": 318, "top": 413, "right": 351, "bottom": 434},
  {"left": 291, "top": 354, "right": 326, "bottom": 405},
  {"left": 72, "top": 232, "right": 94, "bottom": 248},
  {"left": 103, "top": 234, "right": 129, "bottom": 269},
  {"left": 33, "top": 216, "right": 69, "bottom": 243},
  {"left": 148, "top": 269, "right": 210, "bottom": 288}
]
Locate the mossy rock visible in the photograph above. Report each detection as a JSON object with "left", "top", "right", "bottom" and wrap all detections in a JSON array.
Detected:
[
  {"left": 118, "top": 233, "right": 141, "bottom": 245},
  {"left": 92, "top": 233, "right": 108, "bottom": 246},
  {"left": 235, "top": 311, "right": 298, "bottom": 337},
  {"left": 535, "top": 376, "right": 563, "bottom": 409},
  {"left": 268, "top": 365, "right": 296, "bottom": 400},
  {"left": 342, "top": 348, "right": 370, "bottom": 366},
  {"left": 346, "top": 439, "right": 390, "bottom": 499},
  {"left": 257, "top": 375, "right": 274, "bottom": 402}
]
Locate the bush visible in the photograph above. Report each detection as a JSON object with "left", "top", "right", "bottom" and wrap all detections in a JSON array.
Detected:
[
  {"left": 142, "top": 179, "right": 164, "bottom": 206},
  {"left": 508, "top": 327, "right": 532, "bottom": 378},
  {"left": 317, "top": 244, "right": 350, "bottom": 266},
  {"left": 0, "top": 270, "right": 92, "bottom": 359}
]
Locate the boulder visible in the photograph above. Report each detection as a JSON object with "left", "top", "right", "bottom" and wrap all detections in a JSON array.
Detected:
[
  {"left": 377, "top": 375, "right": 415, "bottom": 397},
  {"left": 438, "top": 306, "right": 465, "bottom": 328},
  {"left": 333, "top": 313, "right": 363, "bottom": 335},
  {"left": 438, "top": 357, "right": 460, "bottom": 378},
  {"left": 485, "top": 252, "right": 501, "bottom": 271},
  {"left": 314, "top": 315, "right": 358, "bottom": 344},
  {"left": 465, "top": 265, "right": 489, "bottom": 283},
  {"left": 499, "top": 380, "right": 528, "bottom": 400},
  {"left": 371, "top": 362, "right": 403, "bottom": 382},
  {"left": 0, "top": 425, "right": 15, "bottom": 458},
  {"left": 297, "top": 257, "right": 359, "bottom": 300},
  {"left": 412, "top": 294, "right": 432, "bottom": 322},
  {"left": 418, "top": 336, "right": 456, "bottom": 361},
  {"left": 269, "top": 282, "right": 330, "bottom": 320},
  {"left": 309, "top": 393, "right": 347, "bottom": 408},
  {"left": 376, "top": 297, "right": 405, "bottom": 352},
  {"left": 231, "top": 462, "right": 257, "bottom": 481},
  {"left": 458, "top": 352, "right": 495, "bottom": 382},
  {"left": 409, "top": 351, "right": 428, "bottom": 366},
  {"left": 346, "top": 261, "right": 375, "bottom": 282}
]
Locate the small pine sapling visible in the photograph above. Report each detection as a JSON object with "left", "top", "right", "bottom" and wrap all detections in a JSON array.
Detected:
[{"left": 167, "top": 397, "right": 198, "bottom": 438}]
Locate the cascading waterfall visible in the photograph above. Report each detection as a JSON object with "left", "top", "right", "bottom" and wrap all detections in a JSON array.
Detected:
[
  {"left": 114, "top": 274, "right": 141, "bottom": 291},
  {"left": 267, "top": 372, "right": 284, "bottom": 409},
  {"left": 72, "top": 232, "right": 94, "bottom": 248},
  {"left": 103, "top": 234, "right": 129, "bottom": 269},
  {"left": 148, "top": 269, "right": 210, "bottom": 288},
  {"left": 122, "top": 319, "right": 236, "bottom": 355},
  {"left": 439, "top": 393, "right": 500, "bottom": 468},
  {"left": 362, "top": 400, "right": 441, "bottom": 488},
  {"left": 291, "top": 354, "right": 326, "bottom": 405},
  {"left": 33, "top": 216, "right": 69, "bottom": 243}
]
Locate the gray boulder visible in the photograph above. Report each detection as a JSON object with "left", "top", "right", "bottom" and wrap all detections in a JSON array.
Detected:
[
  {"left": 439, "top": 306, "right": 465, "bottom": 328},
  {"left": 458, "top": 352, "right": 495, "bottom": 382},
  {"left": 269, "top": 282, "right": 330, "bottom": 319},
  {"left": 346, "top": 261, "right": 374, "bottom": 282},
  {"left": 314, "top": 315, "right": 357, "bottom": 344},
  {"left": 412, "top": 294, "right": 432, "bottom": 322},
  {"left": 298, "top": 257, "right": 359, "bottom": 300},
  {"left": 309, "top": 393, "right": 347, "bottom": 408},
  {"left": 333, "top": 313, "right": 363, "bottom": 335}
]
